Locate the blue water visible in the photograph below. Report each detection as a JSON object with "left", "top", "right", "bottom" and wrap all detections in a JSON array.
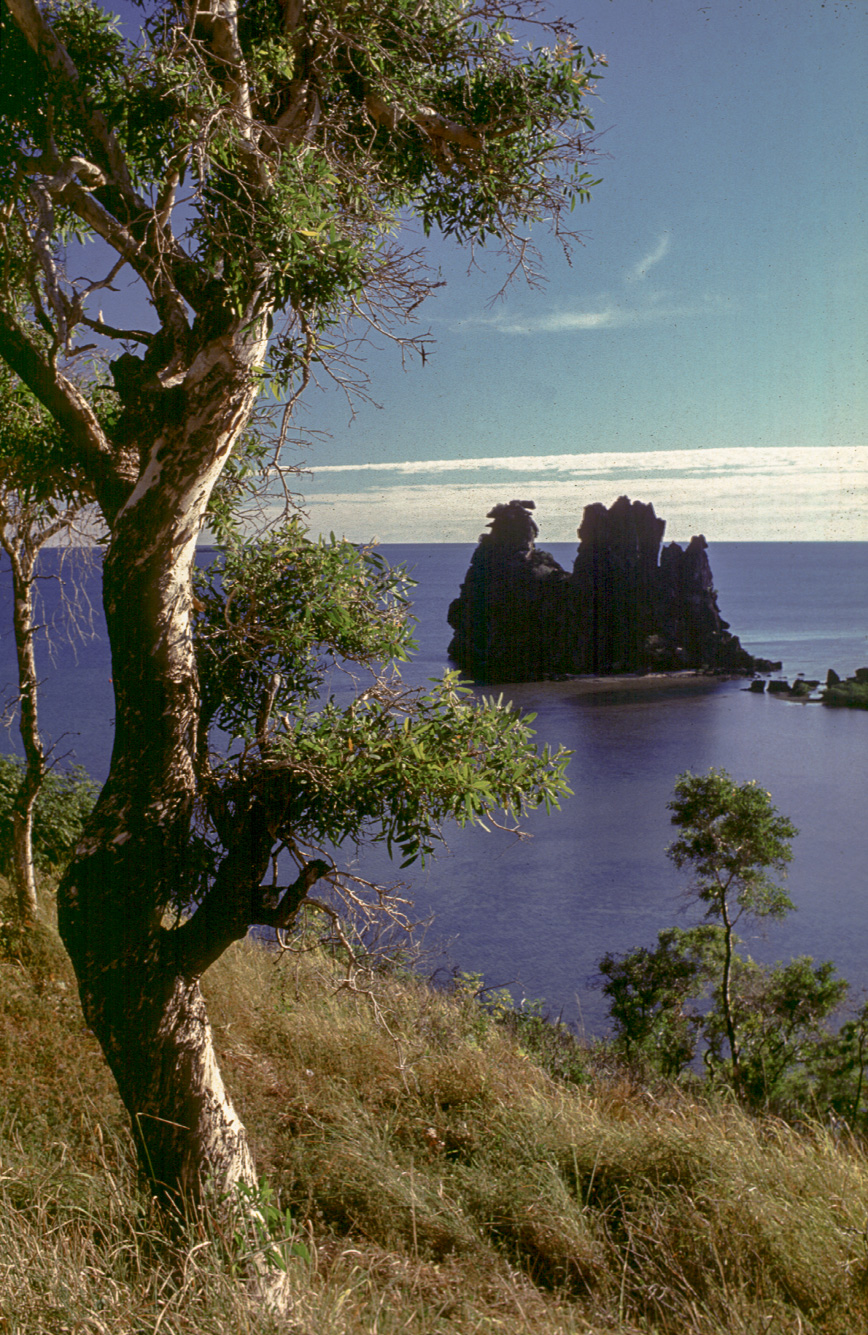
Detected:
[{"left": 1, "top": 542, "right": 866, "bottom": 1030}]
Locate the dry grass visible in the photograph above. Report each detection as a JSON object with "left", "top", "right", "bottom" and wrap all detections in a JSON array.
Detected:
[{"left": 3, "top": 909, "right": 868, "bottom": 1334}]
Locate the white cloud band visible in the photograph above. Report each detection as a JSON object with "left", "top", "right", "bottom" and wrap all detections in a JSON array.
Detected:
[
  {"left": 457, "top": 299, "right": 707, "bottom": 334},
  {"left": 297, "top": 446, "right": 868, "bottom": 543}
]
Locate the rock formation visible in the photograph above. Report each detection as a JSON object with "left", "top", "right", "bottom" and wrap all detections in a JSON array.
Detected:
[{"left": 447, "top": 497, "right": 780, "bottom": 682}]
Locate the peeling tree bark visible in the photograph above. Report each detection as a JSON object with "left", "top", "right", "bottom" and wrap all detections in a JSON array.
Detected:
[{"left": 57, "top": 326, "right": 275, "bottom": 1210}]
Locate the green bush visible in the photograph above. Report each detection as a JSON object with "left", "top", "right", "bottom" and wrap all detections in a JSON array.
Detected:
[
  {"left": 0, "top": 754, "right": 98, "bottom": 876},
  {"left": 822, "top": 678, "right": 868, "bottom": 709}
]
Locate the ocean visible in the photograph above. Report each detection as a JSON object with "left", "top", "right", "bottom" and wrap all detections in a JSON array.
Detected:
[{"left": 2, "top": 541, "right": 866, "bottom": 1031}]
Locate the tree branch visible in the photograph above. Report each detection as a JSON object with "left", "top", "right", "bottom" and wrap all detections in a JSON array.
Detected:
[
  {"left": 49, "top": 181, "right": 192, "bottom": 358},
  {"left": 175, "top": 832, "right": 331, "bottom": 978},
  {"left": 76, "top": 315, "right": 154, "bottom": 346},
  {"left": 0, "top": 308, "right": 134, "bottom": 518},
  {"left": 4, "top": 0, "right": 145, "bottom": 214},
  {"left": 364, "top": 93, "right": 485, "bottom": 153},
  {"left": 192, "top": 0, "right": 255, "bottom": 127},
  {"left": 256, "top": 860, "right": 332, "bottom": 931},
  {"left": 5, "top": 2, "right": 201, "bottom": 336}
]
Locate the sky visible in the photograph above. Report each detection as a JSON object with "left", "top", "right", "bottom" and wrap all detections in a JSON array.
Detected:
[
  {"left": 284, "top": 0, "right": 868, "bottom": 544},
  {"left": 90, "top": 0, "right": 868, "bottom": 543}
]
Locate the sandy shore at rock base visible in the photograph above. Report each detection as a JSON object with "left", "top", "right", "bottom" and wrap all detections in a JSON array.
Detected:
[{"left": 478, "top": 670, "right": 761, "bottom": 704}]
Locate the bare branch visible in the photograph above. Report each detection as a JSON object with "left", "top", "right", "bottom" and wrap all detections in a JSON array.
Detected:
[
  {"left": 365, "top": 93, "right": 485, "bottom": 153},
  {"left": 49, "top": 182, "right": 191, "bottom": 353},
  {"left": 76, "top": 315, "right": 154, "bottom": 347}
]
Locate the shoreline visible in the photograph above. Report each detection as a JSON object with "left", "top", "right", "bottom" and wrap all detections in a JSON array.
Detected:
[{"left": 472, "top": 670, "right": 751, "bottom": 703}]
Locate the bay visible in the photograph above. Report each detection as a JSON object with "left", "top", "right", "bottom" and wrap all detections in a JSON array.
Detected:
[
  {"left": 355, "top": 541, "right": 868, "bottom": 1030},
  {"left": 1, "top": 542, "right": 866, "bottom": 1031}
]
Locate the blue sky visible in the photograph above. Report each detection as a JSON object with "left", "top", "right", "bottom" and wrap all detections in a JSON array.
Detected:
[
  {"left": 92, "top": 1, "right": 867, "bottom": 542},
  {"left": 291, "top": 0, "right": 868, "bottom": 543}
]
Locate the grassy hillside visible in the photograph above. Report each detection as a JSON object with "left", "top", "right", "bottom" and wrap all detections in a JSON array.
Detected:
[{"left": 2, "top": 902, "right": 868, "bottom": 1334}]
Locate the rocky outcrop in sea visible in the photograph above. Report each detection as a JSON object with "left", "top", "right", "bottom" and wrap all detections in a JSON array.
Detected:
[{"left": 447, "top": 497, "right": 781, "bottom": 683}]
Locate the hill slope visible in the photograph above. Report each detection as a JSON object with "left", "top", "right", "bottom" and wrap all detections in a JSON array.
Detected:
[{"left": 2, "top": 912, "right": 867, "bottom": 1334}]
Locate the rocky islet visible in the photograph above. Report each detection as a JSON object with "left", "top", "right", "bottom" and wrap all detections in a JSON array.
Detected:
[{"left": 446, "top": 496, "right": 782, "bottom": 683}]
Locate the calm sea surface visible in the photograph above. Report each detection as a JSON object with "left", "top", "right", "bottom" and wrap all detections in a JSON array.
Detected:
[{"left": 2, "top": 542, "right": 866, "bottom": 1030}]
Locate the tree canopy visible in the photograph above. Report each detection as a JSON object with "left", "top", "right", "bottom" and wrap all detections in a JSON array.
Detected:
[{"left": 0, "top": 0, "right": 602, "bottom": 482}]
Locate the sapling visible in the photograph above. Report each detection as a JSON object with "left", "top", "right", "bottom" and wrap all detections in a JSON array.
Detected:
[{"left": 666, "top": 768, "right": 798, "bottom": 1090}]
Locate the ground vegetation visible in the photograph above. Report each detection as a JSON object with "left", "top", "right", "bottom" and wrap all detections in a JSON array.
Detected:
[{"left": 3, "top": 907, "right": 868, "bottom": 1335}]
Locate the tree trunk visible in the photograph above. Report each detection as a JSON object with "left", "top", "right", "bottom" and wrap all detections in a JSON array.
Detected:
[
  {"left": 11, "top": 784, "right": 40, "bottom": 922},
  {"left": 720, "top": 909, "right": 741, "bottom": 1090},
  {"left": 57, "top": 325, "right": 273, "bottom": 1211},
  {"left": 5, "top": 535, "right": 44, "bottom": 922}
]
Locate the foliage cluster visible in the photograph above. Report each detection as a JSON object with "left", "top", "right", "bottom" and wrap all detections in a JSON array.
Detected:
[
  {"left": 822, "top": 670, "right": 868, "bottom": 710},
  {"left": 0, "top": 0, "right": 603, "bottom": 409},
  {"left": 193, "top": 519, "right": 418, "bottom": 742},
  {"left": 190, "top": 522, "right": 571, "bottom": 887},
  {"left": 0, "top": 364, "right": 81, "bottom": 506},
  {"left": 4, "top": 921, "right": 868, "bottom": 1335}
]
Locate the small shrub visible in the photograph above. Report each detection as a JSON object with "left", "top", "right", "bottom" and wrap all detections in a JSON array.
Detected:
[
  {"left": 0, "top": 754, "right": 98, "bottom": 877},
  {"left": 822, "top": 677, "right": 868, "bottom": 709}
]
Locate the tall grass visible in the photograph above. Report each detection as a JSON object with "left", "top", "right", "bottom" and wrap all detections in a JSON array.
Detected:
[{"left": 3, "top": 900, "right": 868, "bottom": 1333}]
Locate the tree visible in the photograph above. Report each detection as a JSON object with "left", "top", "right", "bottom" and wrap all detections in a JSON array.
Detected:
[
  {"left": 666, "top": 769, "right": 799, "bottom": 1091},
  {"left": 600, "top": 773, "right": 846, "bottom": 1109},
  {"left": 0, "top": 0, "right": 595, "bottom": 1246},
  {"left": 600, "top": 925, "right": 846, "bottom": 1109},
  {"left": 0, "top": 365, "right": 98, "bottom": 923},
  {"left": 811, "top": 998, "right": 868, "bottom": 1132}
]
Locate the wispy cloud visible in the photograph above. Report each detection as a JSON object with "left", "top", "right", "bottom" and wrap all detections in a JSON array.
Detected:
[
  {"left": 300, "top": 446, "right": 868, "bottom": 543},
  {"left": 628, "top": 232, "right": 671, "bottom": 282},
  {"left": 457, "top": 231, "right": 684, "bottom": 335},
  {"left": 460, "top": 299, "right": 700, "bottom": 336}
]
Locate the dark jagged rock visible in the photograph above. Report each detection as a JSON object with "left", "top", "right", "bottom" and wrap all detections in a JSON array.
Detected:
[
  {"left": 444, "top": 501, "right": 575, "bottom": 681},
  {"left": 447, "top": 497, "right": 780, "bottom": 683}
]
